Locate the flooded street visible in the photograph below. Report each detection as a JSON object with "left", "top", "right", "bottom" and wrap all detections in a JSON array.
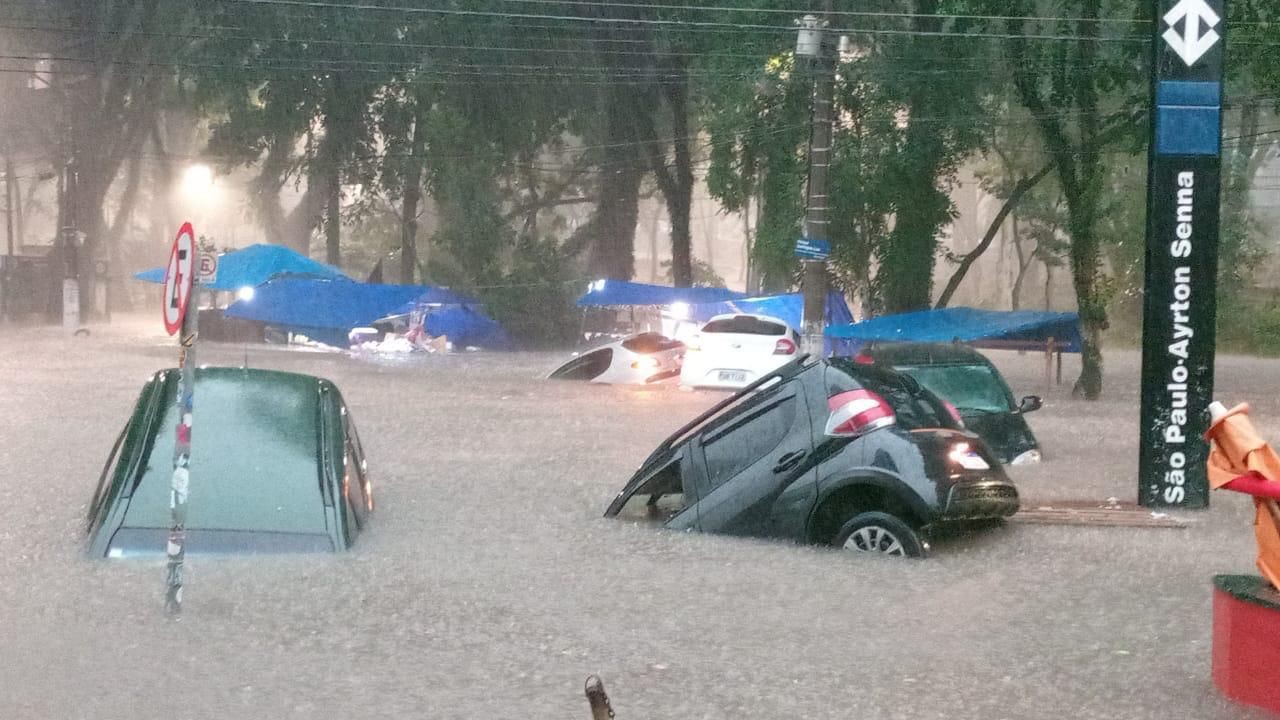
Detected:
[{"left": 0, "top": 318, "right": 1271, "bottom": 720}]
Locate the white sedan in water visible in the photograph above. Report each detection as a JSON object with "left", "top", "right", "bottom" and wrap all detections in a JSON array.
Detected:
[
  {"left": 548, "top": 333, "right": 685, "bottom": 385},
  {"left": 679, "top": 313, "right": 800, "bottom": 390}
]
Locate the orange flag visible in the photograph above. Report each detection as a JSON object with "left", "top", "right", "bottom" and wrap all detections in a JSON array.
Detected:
[{"left": 1205, "top": 402, "right": 1280, "bottom": 589}]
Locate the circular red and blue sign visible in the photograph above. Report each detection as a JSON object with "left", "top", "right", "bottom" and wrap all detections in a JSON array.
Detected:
[{"left": 162, "top": 223, "right": 196, "bottom": 336}]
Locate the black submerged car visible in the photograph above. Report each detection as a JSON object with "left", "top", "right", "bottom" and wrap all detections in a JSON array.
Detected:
[
  {"left": 87, "top": 367, "right": 373, "bottom": 558},
  {"left": 605, "top": 357, "right": 1018, "bottom": 557},
  {"left": 857, "top": 342, "right": 1043, "bottom": 465}
]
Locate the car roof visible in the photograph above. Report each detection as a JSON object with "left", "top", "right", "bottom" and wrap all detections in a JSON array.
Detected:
[
  {"left": 704, "top": 312, "right": 791, "bottom": 326},
  {"left": 119, "top": 366, "right": 335, "bottom": 535},
  {"left": 863, "top": 341, "right": 992, "bottom": 366}
]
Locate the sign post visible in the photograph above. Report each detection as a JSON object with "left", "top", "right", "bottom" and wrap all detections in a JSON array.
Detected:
[
  {"left": 162, "top": 223, "right": 197, "bottom": 614},
  {"left": 1138, "top": 0, "right": 1226, "bottom": 508}
]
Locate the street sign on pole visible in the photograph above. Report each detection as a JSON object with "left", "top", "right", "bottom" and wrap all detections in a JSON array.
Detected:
[
  {"left": 162, "top": 225, "right": 195, "bottom": 336},
  {"left": 162, "top": 222, "right": 199, "bottom": 614},
  {"left": 794, "top": 237, "right": 832, "bottom": 261},
  {"left": 196, "top": 251, "right": 218, "bottom": 286},
  {"left": 1138, "top": 0, "right": 1226, "bottom": 508}
]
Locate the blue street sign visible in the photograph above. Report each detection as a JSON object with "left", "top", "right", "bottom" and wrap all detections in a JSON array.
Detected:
[{"left": 794, "top": 237, "right": 831, "bottom": 260}]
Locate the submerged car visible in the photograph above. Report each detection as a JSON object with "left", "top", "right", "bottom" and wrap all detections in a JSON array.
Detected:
[
  {"left": 857, "top": 342, "right": 1042, "bottom": 465},
  {"left": 679, "top": 313, "right": 800, "bottom": 390},
  {"left": 549, "top": 332, "right": 685, "bottom": 385},
  {"left": 86, "top": 367, "right": 373, "bottom": 558},
  {"left": 606, "top": 356, "right": 1019, "bottom": 557}
]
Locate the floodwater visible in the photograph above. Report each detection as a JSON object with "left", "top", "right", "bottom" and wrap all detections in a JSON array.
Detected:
[{"left": 0, "top": 317, "right": 1271, "bottom": 719}]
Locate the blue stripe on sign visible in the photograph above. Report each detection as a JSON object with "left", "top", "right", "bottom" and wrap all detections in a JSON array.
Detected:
[
  {"left": 1156, "top": 80, "right": 1222, "bottom": 108},
  {"left": 1156, "top": 106, "right": 1221, "bottom": 156}
]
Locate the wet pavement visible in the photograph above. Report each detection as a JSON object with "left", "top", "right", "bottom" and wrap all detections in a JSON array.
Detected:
[{"left": 0, "top": 317, "right": 1272, "bottom": 719}]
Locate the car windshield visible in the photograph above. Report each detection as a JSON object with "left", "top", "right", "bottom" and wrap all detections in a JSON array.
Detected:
[
  {"left": 701, "top": 316, "right": 787, "bottom": 336},
  {"left": 120, "top": 372, "right": 329, "bottom": 539},
  {"left": 898, "top": 363, "right": 1012, "bottom": 414}
]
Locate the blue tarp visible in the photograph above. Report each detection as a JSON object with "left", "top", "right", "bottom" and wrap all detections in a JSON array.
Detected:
[
  {"left": 224, "top": 277, "right": 511, "bottom": 349},
  {"left": 422, "top": 304, "right": 513, "bottom": 350},
  {"left": 576, "top": 279, "right": 748, "bottom": 307},
  {"left": 826, "top": 307, "right": 1082, "bottom": 354},
  {"left": 134, "top": 243, "right": 348, "bottom": 291},
  {"left": 688, "top": 291, "right": 853, "bottom": 330},
  {"left": 224, "top": 279, "right": 433, "bottom": 346}
]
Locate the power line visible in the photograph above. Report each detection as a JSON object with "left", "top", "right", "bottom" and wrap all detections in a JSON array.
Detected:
[{"left": 203, "top": 0, "right": 1154, "bottom": 43}]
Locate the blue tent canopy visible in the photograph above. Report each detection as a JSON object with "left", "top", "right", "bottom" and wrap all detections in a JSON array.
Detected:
[
  {"left": 134, "top": 243, "right": 349, "bottom": 291},
  {"left": 826, "top": 307, "right": 1082, "bottom": 354},
  {"left": 422, "top": 305, "right": 512, "bottom": 350},
  {"left": 688, "top": 290, "right": 853, "bottom": 330},
  {"left": 223, "top": 277, "right": 510, "bottom": 349},
  {"left": 224, "top": 279, "right": 433, "bottom": 346},
  {"left": 576, "top": 279, "right": 748, "bottom": 307}
]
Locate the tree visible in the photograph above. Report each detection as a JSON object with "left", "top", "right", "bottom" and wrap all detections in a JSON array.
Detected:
[{"left": 1000, "top": 1, "right": 1146, "bottom": 399}]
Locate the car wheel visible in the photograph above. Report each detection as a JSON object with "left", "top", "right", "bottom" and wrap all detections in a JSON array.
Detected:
[{"left": 833, "top": 512, "right": 925, "bottom": 558}]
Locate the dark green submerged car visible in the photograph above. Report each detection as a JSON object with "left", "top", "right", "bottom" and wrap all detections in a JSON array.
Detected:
[
  {"left": 86, "top": 367, "right": 373, "bottom": 558},
  {"left": 856, "top": 342, "right": 1043, "bottom": 465}
]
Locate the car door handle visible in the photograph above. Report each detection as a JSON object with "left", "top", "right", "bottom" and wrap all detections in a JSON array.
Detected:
[{"left": 772, "top": 450, "right": 807, "bottom": 474}]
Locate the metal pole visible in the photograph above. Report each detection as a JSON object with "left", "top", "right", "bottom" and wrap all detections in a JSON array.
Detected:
[
  {"left": 165, "top": 284, "right": 198, "bottom": 615},
  {"left": 584, "top": 675, "right": 616, "bottom": 720},
  {"left": 2, "top": 154, "right": 14, "bottom": 322},
  {"left": 799, "top": 4, "right": 834, "bottom": 357}
]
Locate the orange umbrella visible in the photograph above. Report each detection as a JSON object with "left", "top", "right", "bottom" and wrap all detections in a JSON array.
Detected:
[{"left": 1205, "top": 402, "right": 1280, "bottom": 589}]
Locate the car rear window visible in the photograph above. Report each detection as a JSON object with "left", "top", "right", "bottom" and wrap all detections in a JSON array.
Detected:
[
  {"left": 120, "top": 372, "right": 329, "bottom": 537},
  {"left": 826, "top": 360, "right": 951, "bottom": 431},
  {"left": 701, "top": 316, "right": 787, "bottom": 336}
]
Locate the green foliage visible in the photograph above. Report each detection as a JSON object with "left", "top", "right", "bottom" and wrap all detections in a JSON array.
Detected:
[
  {"left": 478, "top": 237, "right": 580, "bottom": 349},
  {"left": 661, "top": 258, "right": 727, "bottom": 288}
]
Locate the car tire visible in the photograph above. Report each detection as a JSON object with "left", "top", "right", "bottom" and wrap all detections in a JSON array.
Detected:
[{"left": 833, "top": 511, "right": 925, "bottom": 558}]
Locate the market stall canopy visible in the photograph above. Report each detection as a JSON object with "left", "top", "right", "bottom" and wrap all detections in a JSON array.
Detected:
[
  {"left": 224, "top": 278, "right": 437, "bottom": 346},
  {"left": 575, "top": 279, "right": 748, "bottom": 307},
  {"left": 688, "top": 291, "right": 853, "bottom": 330},
  {"left": 419, "top": 304, "right": 512, "bottom": 350},
  {"left": 133, "top": 243, "right": 349, "bottom": 292},
  {"left": 826, "top": 307, "right": 1082, "bottom": 353}
]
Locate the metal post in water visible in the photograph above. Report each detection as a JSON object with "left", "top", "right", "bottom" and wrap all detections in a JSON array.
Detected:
[
  {"left": 584, "top": 675, "right": 616, "bottom": 720},
  {"left": 165, "top": 288, "right": 197, "bottom": 615}
]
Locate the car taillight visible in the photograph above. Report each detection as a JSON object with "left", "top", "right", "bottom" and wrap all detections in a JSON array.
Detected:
[
  {"left": 942, "top": 399, "right": 965, "bottom": 428},
  {"left": 825, "top": 389, "right": 895, "bottom": 437},
  {"left": 774, "top": 338, "right": 797, "bottom": 355},
  {"left": 853, "top": 353, "right": 875, "bottom": 365}
]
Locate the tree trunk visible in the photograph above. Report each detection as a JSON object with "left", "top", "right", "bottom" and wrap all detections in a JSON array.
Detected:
[
  {"left": 1010, "top": 213, "right": 1028, "bottom": 311},
  {"left": 104, "top": 154, "right": 144, "bottom": 312},
  {"left": 324, "top": 161, "right": 341, "bottom": 266},
  {"left": 643, "top": 58, "right": 695, "bottom": 288},
  {"left": 587, "top": 84, "right": 642, "bottom": 280},
  {"left": 400, "top": 104, "right": 426, "bottom": 285},
  {"left": 878, "top": 1, "right": 949, "bottom": 312},
  {"left": 1006, "top": 0, "right": 1107, "bottom": 399},
  {"left": 936, "top": 162, "right": 1053, "bottom": 308}
]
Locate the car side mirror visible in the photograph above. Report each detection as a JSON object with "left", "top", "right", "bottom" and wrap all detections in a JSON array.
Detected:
[{"left": 1019, "top": 395, "right": 1042, "bottom": 414}]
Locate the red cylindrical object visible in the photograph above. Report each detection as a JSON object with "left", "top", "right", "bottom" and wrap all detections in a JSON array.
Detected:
[{"left": 1213, "top": 575, "right": 1280, "bottom": 715}]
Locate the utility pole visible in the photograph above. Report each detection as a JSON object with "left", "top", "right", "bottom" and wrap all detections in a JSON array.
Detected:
[{"left": 797, "top": 6, "right": 835, "bottom": 357}]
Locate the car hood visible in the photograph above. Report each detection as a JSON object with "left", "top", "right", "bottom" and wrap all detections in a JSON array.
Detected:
[{"left": 959, "top": 411, "right": 1039, "bottom": 464}]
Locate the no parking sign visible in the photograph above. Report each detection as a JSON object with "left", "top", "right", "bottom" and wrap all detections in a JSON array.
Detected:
[{"left": 162, "top": 223, "right": 196, "bottom": 336}]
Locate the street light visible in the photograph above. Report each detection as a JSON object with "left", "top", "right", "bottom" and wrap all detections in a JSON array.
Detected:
[{"left": 181, "top": 164, "right": 214, "bottom": 196}]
